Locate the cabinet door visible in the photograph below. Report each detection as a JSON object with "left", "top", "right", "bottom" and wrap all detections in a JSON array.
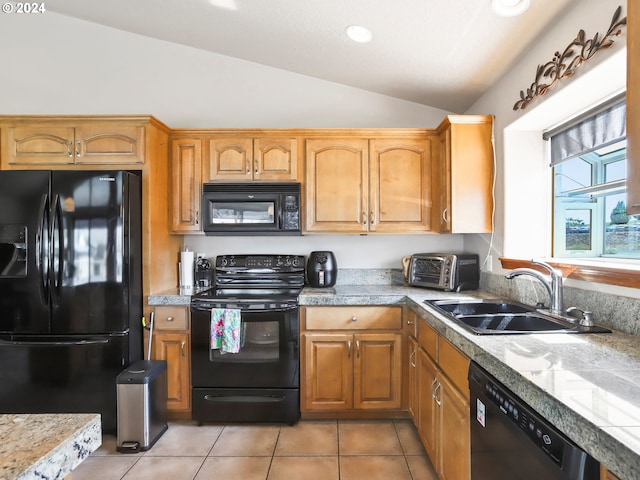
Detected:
[
  {"left": 303, "top": 334, "right": 353, "bottom": 411},
  {"left": 436, "top": 126, "right": 452, "bottom": 233},
  {"left": 407, "top": 335, "right": 418, "bottom": 422},
  {"left": 152, "top": 332, "right": 191, "bottom": 412},
  {"left": 254, "top": 137, "right": 298, "bottom": 181},
  {"left": 369, "top": 138, "right": 432, "bottom": 232},
  {"left": 417, "top": 347, "right": 438, "bottom": 462},
  {"left": 207, "top": 138, "right": 253, "bottom": 180},
  {"left": 305, "top": 138, "right": 369, "bottom": 232},
  {"left": 6, "top": 126, "right": 75, "bottom": 164},
  {"left": 436, "top": 116, "right": 494, "bottom": 233},
  {"left": 353, "top": 333, "right": 402, "bottom": 409},
  {"left": 75, "top": 125, "right": 144, "bottom": 164},
  {"left": 439, "top": 372, "right": 470, "bottom": 480},
  {"left": 171, "top": 138, "right": 203, "bottom": 233}
]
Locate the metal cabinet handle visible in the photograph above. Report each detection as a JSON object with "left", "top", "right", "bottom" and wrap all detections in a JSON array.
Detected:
[
  {"left": 246, "top": 158, "right": 251, "bottom": 175},
  {"left": 430, "top": 378, "right": 437, "bottom": 398},
  {"left": 75, "top": 140, "right": 81, "bottom": 157},
  {"left": 409, "top": 350, "right": 416, "bottom": 368},
  {"left": 66, "top": 141, "right": 73, "bottom": 157},
  {"left": 370, "top": 210, "right": 375, "bottom": 225},
  {"left": 442, "top": 208, "right": 448, "bottom": 224},
  {"left": 407, "top": 320, "right": 414, "bottom": 325},
  {"left": 351, "top": 316, "right": 357, "bottom": 322},
  {"left": 254, "top": 158, "right": 260, "bottom": 175},
  {"left": 195, "top": 210, "right": 199, "bottom": 225},
  {"left": 362, "top": 211, "right": 367, "bottom": 225},
  {"left": 166, "top": 316, "right": 174, "bottom": 322},
  {"left": 347, "top": 340, "right": 352, "bottom": 358},
  {"left": 434, "top": 381, "right": 442, "bottom": 406},
  {"left": 181, "top": 340, "right": 185, "bottom": 358},
  {"left": 356, "top": 340, "right": 361, "bottom": 358}
]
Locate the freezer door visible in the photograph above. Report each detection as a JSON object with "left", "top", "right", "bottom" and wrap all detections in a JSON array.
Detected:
[
  {"left": 51, "top": 171, "right": 141, "bottom": 335},
  {"left": 0, "top": 171, "right": 51, "bottom": 334},
  {"left": 0, "top": 333, "right": 129, "bottom": 433}
]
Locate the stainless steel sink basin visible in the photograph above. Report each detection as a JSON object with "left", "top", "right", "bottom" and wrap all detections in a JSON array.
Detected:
[
  {"left": 428, "top": 299, "right": 533, "bottom": 316},
  {"left": 425, "top": 299, "right": 611, "bottom": 335}
]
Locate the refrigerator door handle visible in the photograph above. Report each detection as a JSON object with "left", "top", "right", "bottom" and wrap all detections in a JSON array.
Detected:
[
  {"left": 50, "top": 194, "right": 64, "bottom": 306},
  {"left": 0, "top": 338, "right": 110, "bottom": 346},
  {"left": 36, "top": 193, "right": 50, "bottom": 306}
]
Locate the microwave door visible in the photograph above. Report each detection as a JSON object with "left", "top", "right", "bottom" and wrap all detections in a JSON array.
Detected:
[{"left": 210, "top": 199, "right": 277, "bottom": 230}]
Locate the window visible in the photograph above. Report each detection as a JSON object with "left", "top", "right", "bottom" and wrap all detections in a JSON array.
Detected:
[{"left": 551, "top": 96, "right": 640, "bottom": 259}]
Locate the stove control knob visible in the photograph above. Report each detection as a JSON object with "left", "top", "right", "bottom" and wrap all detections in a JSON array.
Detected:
[
  {"left": 229, "top": 257, "right": 236, "bottom": 267},
  {"left": 285, "top": 256, "right": 292, "bottom": 266},
  {"left": 220, "top": 256, "right": 227, "bottom": 266},
  {"left": 276, "top": 256, "right": 283, "bottom": 266},
  {"left": 292, "top": 257, "right": 301, "bottom": 267}
]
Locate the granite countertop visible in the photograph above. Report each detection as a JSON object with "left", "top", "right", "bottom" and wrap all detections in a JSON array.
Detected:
[
  {"left": 0, "top": 413, "right": 101, "bottom": 480},
  {"left": 150, "top": 283, "right": 640, "bottom": 479}
]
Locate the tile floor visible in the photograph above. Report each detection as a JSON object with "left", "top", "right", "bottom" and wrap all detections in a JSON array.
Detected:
[{"left": 73, "top": 419, "right": 438, "bottom": 480}]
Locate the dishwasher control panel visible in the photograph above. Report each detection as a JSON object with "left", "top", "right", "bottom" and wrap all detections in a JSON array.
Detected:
[{"left": 484, "top": 381, "right": 564, "bottom": 465}]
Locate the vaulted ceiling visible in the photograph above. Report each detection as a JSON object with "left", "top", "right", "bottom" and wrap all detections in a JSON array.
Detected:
[{"left": 48, "top": 0, "right": 577, "bottom": 112}]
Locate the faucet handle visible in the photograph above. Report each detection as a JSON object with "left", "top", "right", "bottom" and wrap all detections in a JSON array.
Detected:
[
  {"left": 531, "top": 259, "right": 562, "bottom": 278},
  {"left": 565, "top": 306, "right": 593, "bottom": 327}
]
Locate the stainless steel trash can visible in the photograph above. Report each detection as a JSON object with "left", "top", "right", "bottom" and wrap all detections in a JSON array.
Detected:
[{"left": 116, "top": 360, "right": 168, "bottom": 453}]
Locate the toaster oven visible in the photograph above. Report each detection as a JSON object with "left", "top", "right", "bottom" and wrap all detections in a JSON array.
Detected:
[{"left": 405, "top": 253, "right": 479, "bottom": 291}]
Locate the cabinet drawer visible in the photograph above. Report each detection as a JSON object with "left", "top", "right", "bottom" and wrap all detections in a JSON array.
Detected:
[
  {"left": 418, "top": 319, "right": 437, "bottom": 359},
  {"left": 439, "top": 337, "right": 469, "bottom": 396},
  {"left": 153, "top": 307, "right": 188, "bottom": 331},
  {"left": 305, "top": 306, "right": 402, "bottom": 330}
]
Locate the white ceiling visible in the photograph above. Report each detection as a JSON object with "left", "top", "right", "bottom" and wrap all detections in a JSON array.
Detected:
[{"left": 48, "top": 0, "right": 577, "bottom": 113}]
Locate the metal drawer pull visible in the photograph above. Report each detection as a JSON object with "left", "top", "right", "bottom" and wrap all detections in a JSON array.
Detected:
[
  {"left": 409, "top": 350, "right": 416, "bottom": 368},
  {"left": 166, "top": 316, "right": 174, "bottom": 322},
  {"left": 181, "top": 340, "right": 185, "bottom": 358},
  {"left": 434, "top": 381, "right": 442, "bottom": 406},
  {"left": 347, "top": 340, "right": 352, "bottom": 358},
  {"left": 356, "top": 340, "right": 361, "bottom": 358},
  {"left": 351, "top": 316, "right": 357, "bottom": 322}
]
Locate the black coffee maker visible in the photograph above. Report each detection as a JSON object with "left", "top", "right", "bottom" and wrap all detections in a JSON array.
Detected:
[
  {"left": 195, "top": 255, "right": 213, "bottom": 287},
  {"left": 306, "top": 251, "right": 337, "bottom": 288}
]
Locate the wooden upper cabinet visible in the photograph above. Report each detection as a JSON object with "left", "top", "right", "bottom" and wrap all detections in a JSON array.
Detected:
[
  {"left": 305, "top": 135, "right": 432, "bottom": 233},
  {"left": 5, "top": 123, "right": 144, "bottom": 165},
  {"left": 206, "top": 137, "right": 298, "bottom": 181},
  {"left": 305, "top": 138, "right": 369, "bottom": 232},
  {"left": 435, "top": 115, "right": 493, "bottom": 233},
  {"left": 171, "top": 138, "right": 203, "bottom": 233},
  {"left": 370, "top": 138, "right": 432, "bottom": 232},
  {"left": 628, "top": 1, "right": 640, "bottom": 215}
]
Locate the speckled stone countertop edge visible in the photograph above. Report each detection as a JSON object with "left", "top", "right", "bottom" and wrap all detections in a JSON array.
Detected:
[{"left": 1, "top": 413, "right": 101, "bottom": 480}]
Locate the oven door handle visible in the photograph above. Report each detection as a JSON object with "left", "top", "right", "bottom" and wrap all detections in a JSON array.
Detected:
[{"left": 191, "top": 304, "right": 298, "bottom": 314}]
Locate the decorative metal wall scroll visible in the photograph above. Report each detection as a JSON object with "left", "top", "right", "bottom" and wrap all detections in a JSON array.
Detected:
[{"left": 513, "top": 5, "right": 627, "bottom": 111}]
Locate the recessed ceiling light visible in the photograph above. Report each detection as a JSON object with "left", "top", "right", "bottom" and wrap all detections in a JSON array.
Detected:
[
  {"left": 345, "top": 25, "right": 372, "bottom": 43},
  {"left": 208, "top": 0, "right": 237, "bottom": 10},
  {"left": 491, "top": 0, "right": 530, "bottom": 17}
]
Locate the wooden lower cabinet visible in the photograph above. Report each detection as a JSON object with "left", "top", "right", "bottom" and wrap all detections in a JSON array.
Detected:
[
  {"left": 413, "top": 316, "right": 470, "bottom": 480},
  {"left": 301, "top": 306, "right": 403, "bottom": 414},
  {"left": 150, "top": 306, "right": 191, "bottom": 417},
  {"left": 601, "top": 466, "right": 621, "bottom": 480},
  {"left": 303, "top": 332, "right": 402, "bottom": 411}
]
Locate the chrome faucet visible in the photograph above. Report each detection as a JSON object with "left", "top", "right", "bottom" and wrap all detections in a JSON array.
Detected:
[{"left": 505, "top": 260, "right": 564, "bottom": 315}]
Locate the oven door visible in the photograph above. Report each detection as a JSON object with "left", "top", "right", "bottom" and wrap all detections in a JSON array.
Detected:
[{"left": 190, "top": 303, "right": 299, "bottom": 390}]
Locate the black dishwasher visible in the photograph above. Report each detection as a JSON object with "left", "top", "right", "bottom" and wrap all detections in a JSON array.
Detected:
[{"left": 468, "top": 362, "right": 600, "bottom": 480}]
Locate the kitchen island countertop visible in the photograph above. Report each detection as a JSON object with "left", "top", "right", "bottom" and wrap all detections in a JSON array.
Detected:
[{"left": 0, "top": 413, "right": 101, "bottom": 480}]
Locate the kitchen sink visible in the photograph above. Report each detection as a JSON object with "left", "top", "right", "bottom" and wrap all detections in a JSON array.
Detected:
[{"left": 425, "top": 299, "right": 611, "bottom": 335}]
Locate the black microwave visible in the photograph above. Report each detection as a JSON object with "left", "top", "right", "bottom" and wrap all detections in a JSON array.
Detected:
[{"left": 202, "top": 182, "right": 301, "bottom": 236}]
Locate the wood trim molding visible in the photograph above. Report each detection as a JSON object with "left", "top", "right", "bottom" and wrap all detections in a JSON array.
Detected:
[{"left": 499, "top": 257, "right": 640, "bottom": 289}]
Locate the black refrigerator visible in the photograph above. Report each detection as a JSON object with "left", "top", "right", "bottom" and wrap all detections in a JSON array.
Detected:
[{"left": 0, "top": 170, "right": 142, "bottom": 432}]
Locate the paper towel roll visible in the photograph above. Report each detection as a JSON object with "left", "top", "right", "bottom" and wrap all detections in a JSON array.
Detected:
[{"left": 180, "top": 250, "right": 195, "bottom": 287}]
